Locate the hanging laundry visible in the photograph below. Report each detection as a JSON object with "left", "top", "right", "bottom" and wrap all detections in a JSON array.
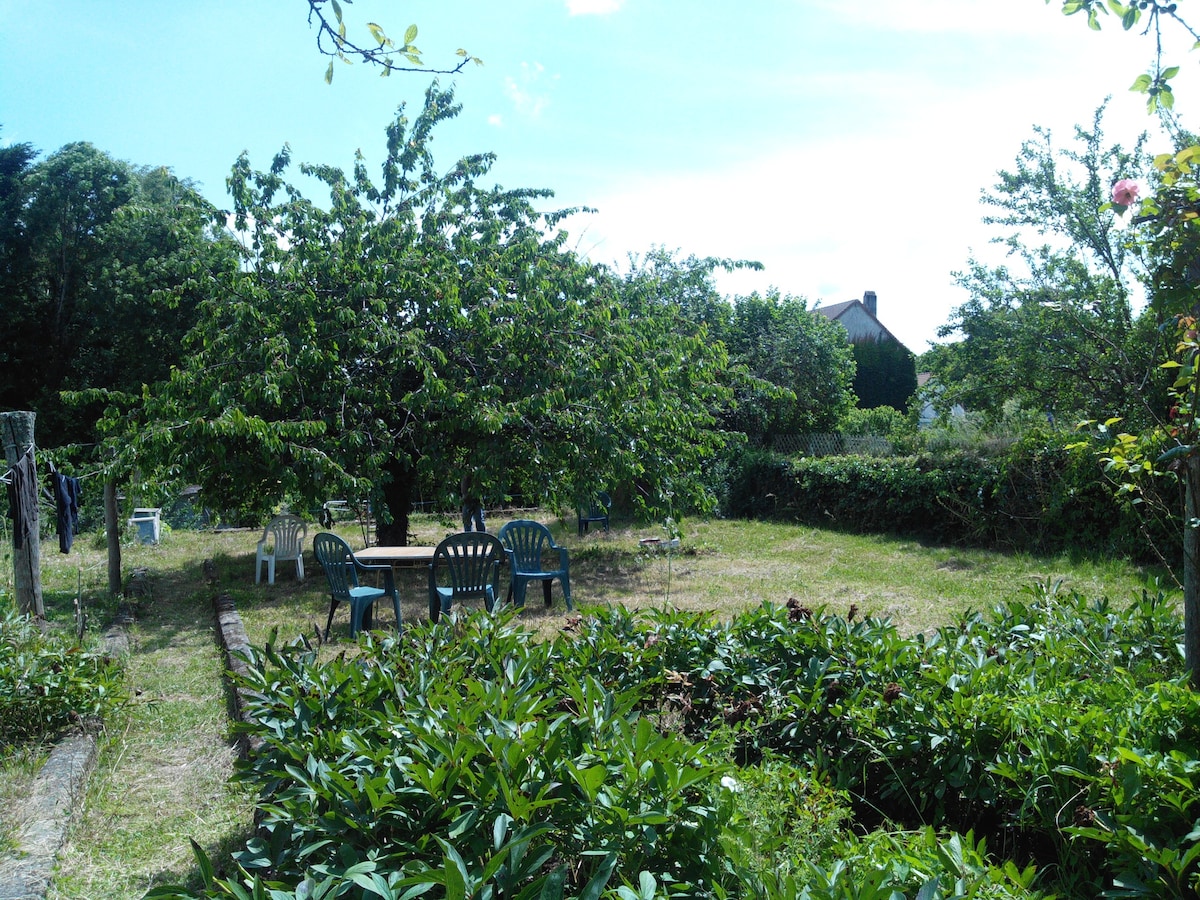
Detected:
[
  {"left": 5, "top": 449, "right": 37, "bottom": 550},
  {"left": 52, "top": 471, "right": 83, "bottom": 553}
]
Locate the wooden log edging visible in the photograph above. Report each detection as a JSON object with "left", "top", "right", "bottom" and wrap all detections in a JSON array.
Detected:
[
  {"left": 0, "top": 733, "right": 97, "bottom": 900},
  {"left": 213, "top": 591, "right": 265, "bottom": 758}
]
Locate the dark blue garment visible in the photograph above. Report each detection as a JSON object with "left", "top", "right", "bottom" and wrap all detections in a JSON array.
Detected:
[
  {"left": 6, "top": 450, "right": 36, "bottom": 550},
  {"left": 52, "top": 473, "right": 82, "bottom": 553}
]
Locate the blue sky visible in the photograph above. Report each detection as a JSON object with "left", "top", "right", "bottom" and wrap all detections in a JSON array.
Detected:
[{"left": 1, "top": 1, "right": 1191, "bottom": 351}]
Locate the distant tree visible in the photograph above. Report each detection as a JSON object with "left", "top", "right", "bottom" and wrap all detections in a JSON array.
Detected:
[
  {"left": 723, "top": 291, "right": 857, "bottom": 438},
  {"left": 0, "top": 142, "right": 236, "bottom": 449},
  {"left": 927, "top": 106, "right": 1164, "bottom": 428},
  {"left": 113, "top": 83, "right": 731, "bottom": 541},
  {"left": 927, "top": 252, "right": 1165, "bottom": 428}
]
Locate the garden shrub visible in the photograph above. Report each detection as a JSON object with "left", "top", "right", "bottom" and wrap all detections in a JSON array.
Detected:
[
  {"left": 723, "top": 436, "right": 1179, "bottom": 562},
  {"left": 153, "top": 592, "right": 1195, "bottom": 899},
  {"left": 0, "top": 607, "right": 125, "bottom": 749}
]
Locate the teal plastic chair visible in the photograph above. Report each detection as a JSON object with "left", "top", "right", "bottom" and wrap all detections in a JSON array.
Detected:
[
  {"left": 577, "top": 491, "right": 612, "bottom": 536},
  {"left": 313, "top": 532, "right": 401, "bottom": 639},
  {"left": 498, "top": 520, "right": 572, "bottom": 610},
  {"left": 428, "top": 532, "right": 505, "bottom": 622}
]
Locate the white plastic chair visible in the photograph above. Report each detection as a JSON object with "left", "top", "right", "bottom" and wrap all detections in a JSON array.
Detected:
[{"left": 255, "top": 514, "right": 307, "bottom": 584}]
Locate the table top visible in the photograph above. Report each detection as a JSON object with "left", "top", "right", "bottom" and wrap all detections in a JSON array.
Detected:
[{"left": 355, "top": 545, "right": 437, "bottom": 564}]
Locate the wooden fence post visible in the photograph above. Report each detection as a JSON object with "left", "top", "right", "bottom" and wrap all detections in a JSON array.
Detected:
[
  {"left": 104, "top": 479, "right": 122, "bottom": 597},
  {"left": 1, "top": 411, "right": 45, "bottom": 620}
]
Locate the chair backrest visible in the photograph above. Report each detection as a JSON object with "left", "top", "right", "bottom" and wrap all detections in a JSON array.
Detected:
[
  {"left": 498, "top": 520, "right": 554, "bottom": 569},
  {"left": 264, "top": 514, "right": 307, "bottom": 557},
  {"left": 583, "top": 491, "right": 611, "bottom": 518},
  {"left": 431, "top": 532, "right": 504, "bottom": 597},
  {"left": 313, "top": 532, "right": 359, "bottom": 599}
]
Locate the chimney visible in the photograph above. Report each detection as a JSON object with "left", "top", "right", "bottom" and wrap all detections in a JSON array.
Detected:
[{"left": 863, "top": 290, "right": 877, "bottom": 316}]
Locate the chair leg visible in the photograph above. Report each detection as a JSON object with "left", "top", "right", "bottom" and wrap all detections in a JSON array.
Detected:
[
  {"left": 267, "top": 558, "right": 276, "bottom": 585},
  {"left": 512, "top": 576, "right": 528, "bottom": 608},
  {"left": 543, "top": 579, "right": 553, "bottom": 606},
  {"left": 562, "top": 572, "right": 572, "bottom": 611},
  {"left": 296, "top": 557, "right": 305, "bottom": 581},
  {"left": 350, "top": 600, "right": 374, "bottom": 638},
  {"left": 324, "top": 600, "right": 338, "bottom": 641}
]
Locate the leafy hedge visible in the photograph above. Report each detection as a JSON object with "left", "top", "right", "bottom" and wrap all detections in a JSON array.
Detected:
[
  {"left": 152, "top": 588, "right": 1195, "bottom": 899},
  {"left": 724, "top": 435, "right": 1178, "bottom": 561}
]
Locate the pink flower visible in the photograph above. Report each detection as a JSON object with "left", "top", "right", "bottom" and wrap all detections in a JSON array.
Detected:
[{"left": 1111, "top": 178, "right": 1140, "bottom": 207}]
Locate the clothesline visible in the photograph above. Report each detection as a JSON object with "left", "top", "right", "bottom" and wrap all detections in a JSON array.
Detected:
[{"left": 3, "top": 444, "right": 85, "bottom": 554}]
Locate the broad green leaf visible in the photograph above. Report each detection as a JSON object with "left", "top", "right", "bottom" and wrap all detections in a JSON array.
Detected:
[
  {"left": 367, "top": 22, "right": 387, "bottom": 46},
  {"left": 331, "top": 0, "right": 343, "bottom": 22},
  {"left": 538, "top": 867, "right": 568, "bottom": 900},
  {"left": 325, "top": 61, "right": 334, "bottom": 84},
  {"left": 404, "top": 24, "right": 419, "bottom": 45},
  {"left": 579, "top": 853, "right": 618, "bottom": 900}
]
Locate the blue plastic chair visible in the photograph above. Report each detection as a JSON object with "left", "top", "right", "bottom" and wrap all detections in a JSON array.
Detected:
[
  {"left": 498, "top": 520, "right": 573, "bottom": 610},
  {"left": 428, "top": 532, "right": 505, "bottom": 622},
  {"left": 313, "top": 532, "right": 401, "bottom": 639},
  {"left": 577, "top": 491, "right": 612, "bottom": 536}
]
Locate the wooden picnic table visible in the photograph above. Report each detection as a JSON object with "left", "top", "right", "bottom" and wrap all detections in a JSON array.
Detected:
[{"left": 354, "top": 545, "right": 438, "bottom": 565}]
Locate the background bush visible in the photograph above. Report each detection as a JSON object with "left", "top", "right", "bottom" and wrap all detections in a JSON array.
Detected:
[{"left": 722, "top": 431, "right": 1179, "bottom": 563}]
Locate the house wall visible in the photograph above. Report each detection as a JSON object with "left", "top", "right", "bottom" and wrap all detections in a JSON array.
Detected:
[{"left": 835, "top": 305, "right": 889, "bottom": 343}]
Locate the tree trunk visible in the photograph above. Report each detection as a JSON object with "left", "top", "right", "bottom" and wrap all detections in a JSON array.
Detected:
[
  {"left": 104, "top": 479, "right": 122, "bottom": 596},
  {"left": 1185, "top": 455, "right": 1200, "bottom": 689},
  {"left": 375, "top": 458, "right": 414, "bottom": 546},
  {"left": 1, "top": 411, "right": 44, "bottom": 620}
]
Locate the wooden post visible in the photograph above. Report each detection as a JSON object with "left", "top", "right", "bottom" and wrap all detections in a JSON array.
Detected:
[
  {"left": 104, "top": 479, "right": 122, "bottom": 597},
  {"left": 1, "top": 411, "right": 44, "bottom": 620}
]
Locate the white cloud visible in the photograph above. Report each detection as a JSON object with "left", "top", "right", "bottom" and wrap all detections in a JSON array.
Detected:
[
  {"left": 503, "top": 62, "right": 554, "bottom": 119},
  {"left": 565, "top": 0, "right": 624, "bottom": 15},
  {"left": 487, "top": 113, "right": 504, "bottom": 128}
]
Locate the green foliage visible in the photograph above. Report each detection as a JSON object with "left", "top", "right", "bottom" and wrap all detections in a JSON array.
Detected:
[
  {"left": 116, "top": 84, "right": 731, "bottom": 536},
  {"left": 791, "top": 828, "right": 1044, "bottom": 900},
  {"left": 0, "top": 608, "right": 125, "bottom": 749},
  {"left": 839, "top": 406, "right": 920, "bottom": 454},
  {"left": 850, "top": 338, "right": 917, "bottom": 413},
  {"left": 0, "top": 141, "right": 237, "bottom": 450},
  {"left": 721, "top": 290, "right": 857, "bottom": 438},
  {"left": 721, "top": 754, "right": 853, "bottom": 885},
  {"left": 725, "top": 450, "right": 997, "bottom": 545},
  {"left": 155, "top": 589, "right": 1197, "bottom": 898},
  {"left": 927, "top": 105, "right": 1164, "bottom": 430},
  {"left": 151, "top": 614, "right": 741, "bottom": 899},
  {"left": 722, "top": 434, "right": 1176, "bottom": 561}
]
